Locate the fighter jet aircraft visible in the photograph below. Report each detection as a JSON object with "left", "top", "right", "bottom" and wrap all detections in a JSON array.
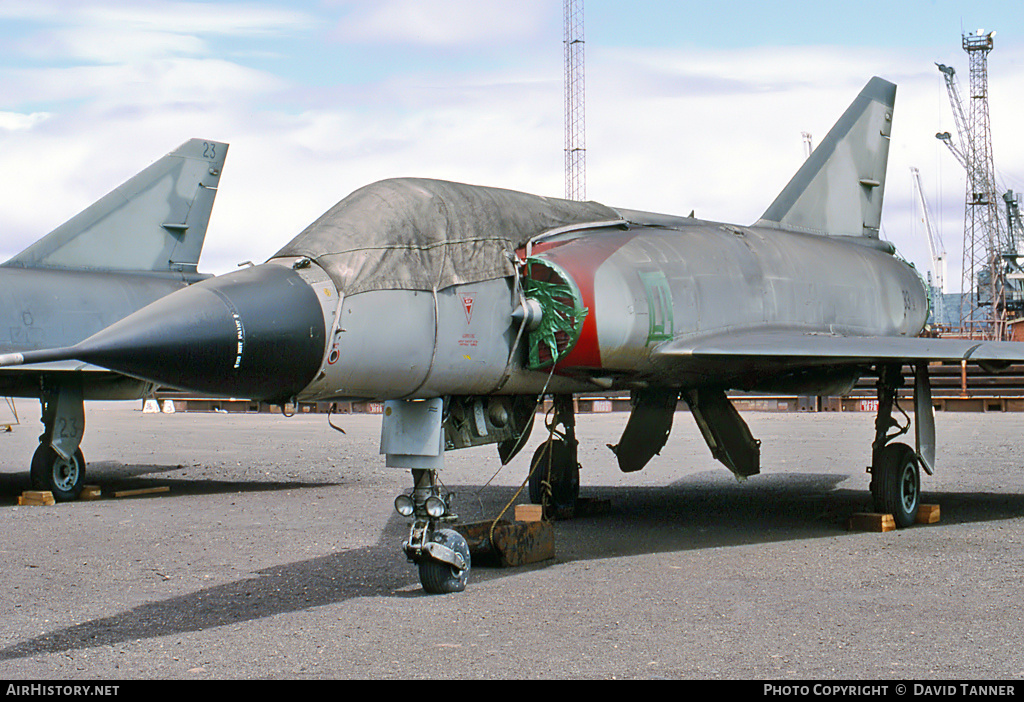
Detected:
[
  {"left": 0, "top": 138, "right": 228, "bottom": 500},
  {"left": 6, "top": 78, "right": 1024, "bottom": 593}
]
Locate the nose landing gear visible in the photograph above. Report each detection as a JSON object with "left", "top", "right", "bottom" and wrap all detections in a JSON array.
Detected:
[
  {"left": 395, "top": 467, "right": 472, "bottom": 594},
  {"left": 384, "top": 398, "right": 474, "bottom": 594}
]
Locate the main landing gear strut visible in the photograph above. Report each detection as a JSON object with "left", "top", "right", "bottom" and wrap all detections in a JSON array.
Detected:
[
  {"left": 32, "top": 380, "right": 87, "bottom": 502},
  {"left": 869, "top": 363, "right": 935, "bottom": 528},
  {"left": 528, "top": 395, "right": 580, "bottom": 516}
]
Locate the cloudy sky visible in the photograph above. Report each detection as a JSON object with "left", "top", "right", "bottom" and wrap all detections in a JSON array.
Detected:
[{"left": 2, "top": 0, "right": 1023, "bottom": 293}]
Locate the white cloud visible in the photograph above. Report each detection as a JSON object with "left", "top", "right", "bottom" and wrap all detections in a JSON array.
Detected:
[
  {"left": 0, "top": 111, "right": 49, "bottom": 130},
  {"left": 0, "top": 0, "right": 311, "bottom": 33},
  {"left": 330, "top": 0, "right": 555, "bottom": 48},
  {"left": 26, "top": 27, "right": 208, "bottom": 63},
  {"left": 84, "top": 1, "right": 313, "bottom": 36},
  {"left": 2, "top": 2, "right": 1023, "bottom": 296},
  {"left": 4, "top": 0, "right": 313, "bottom": 64}
]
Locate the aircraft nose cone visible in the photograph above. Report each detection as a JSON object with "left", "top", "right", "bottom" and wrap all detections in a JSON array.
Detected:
[{"left": 74, "top": 264, "right": 326, "bottom": 401}]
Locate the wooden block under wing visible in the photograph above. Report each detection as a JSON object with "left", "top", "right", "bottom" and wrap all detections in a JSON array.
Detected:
[
  {"left": 847, "top": 512, "right": 895, "bottom": 532},
  {"left": 113, "top": 486, "right": 170, "bottom": 498},
  {"left": 515, "top": 504, "right": 544, "bottom": 522},
  {"left": 916, "top": 504, "right": 940, "bottom": 524},
  {"left": 80, "top": 485, "right": 102, "bottom": 501},
  {"left": 18, "top": 491, "right": 55, "bottom": 506}
]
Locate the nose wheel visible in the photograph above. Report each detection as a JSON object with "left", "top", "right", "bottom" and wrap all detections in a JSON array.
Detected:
[
  {"left": 417, "top": 528, "right": 471, "bottom": 594},
  {"left": 395, "top": 467, "right": 472, "bottom": 594}
]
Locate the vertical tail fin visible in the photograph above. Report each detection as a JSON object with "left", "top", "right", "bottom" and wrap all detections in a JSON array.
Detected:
[
  {"left": 755, "top": 77, "right": 895, "bottom": 238},
  {"left": 3, "top": 138, "right": 228, "bottom": 273}
]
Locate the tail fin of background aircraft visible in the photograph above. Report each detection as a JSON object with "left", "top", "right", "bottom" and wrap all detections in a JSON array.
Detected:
[
  {"left": 755, "top": 77, "right": 895, "bottom": 239},
  {"left": 3, "top": 138, "right": 228, "bottom": 274}
]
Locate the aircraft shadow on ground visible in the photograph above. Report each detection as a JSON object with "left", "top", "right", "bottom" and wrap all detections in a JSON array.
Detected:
[
  {"left": 464, "top": 472, "right": 1024, "bottom": 586},
  {"left": 0, "top": 461, "right": 338, "bottom": 503},
  {"left": 4, "top": 471, "right": 1024, "bottom": 661},
  {"left": 0, "top": 543, "right": 408, "bottom": 662}
]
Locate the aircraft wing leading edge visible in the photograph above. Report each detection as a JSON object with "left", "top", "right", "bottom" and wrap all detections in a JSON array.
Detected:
[{"left": 656, "top": 330, "right": 1024, "bottom": 365}]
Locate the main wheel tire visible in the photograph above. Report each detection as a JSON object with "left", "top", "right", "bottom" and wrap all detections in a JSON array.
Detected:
[
  {"left": 30, "top": 444, "right": 86, "bottom": 502},
  {"left": 528, "top": 438, "right": 579, "bottom": 511},
  {"left": 871, "top": 442, "right": 920, "bottom": 528},
  {"left": 418, "top": 529, "right": 471, "bottom": 594}
]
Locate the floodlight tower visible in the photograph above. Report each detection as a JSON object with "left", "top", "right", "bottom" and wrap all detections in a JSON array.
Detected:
[
  {"left": 936, "top": 30, "right": 1007, "bottom": 339},
  {"left": 564, "top": 0, "right": 585, "bottom": 201}
]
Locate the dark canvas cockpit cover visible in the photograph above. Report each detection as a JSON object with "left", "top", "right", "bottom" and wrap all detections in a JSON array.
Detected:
[{"left": 271, "top": 178, "right": 620, "bottom": 294}]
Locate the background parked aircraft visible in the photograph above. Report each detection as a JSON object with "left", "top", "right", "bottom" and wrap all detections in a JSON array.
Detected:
[{"left": 0, "top": 138, "right": 228, "bottom": 500}]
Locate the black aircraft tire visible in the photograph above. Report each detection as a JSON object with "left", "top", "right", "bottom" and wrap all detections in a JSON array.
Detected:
[
  {"left": 418, "top": 529, "right": 471, "bottom": 594},
  {"left": 871, "top": 442, "right": 920, "bottom": 528},
  {"left": 30, "top": 445, "right": 86, "bottom": 502},
  {"left": 528, "top": 439, "right": 579, "bottom": 510}
]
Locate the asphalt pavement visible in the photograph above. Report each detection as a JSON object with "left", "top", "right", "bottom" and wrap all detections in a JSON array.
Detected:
[{"left": 1, "top": 402, "right": 1023, "bottom": 679}]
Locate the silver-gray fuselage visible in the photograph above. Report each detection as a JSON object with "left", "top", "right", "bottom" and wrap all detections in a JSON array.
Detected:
[{"left": 291, "top": 217, "right": 929, "bottom": 403}]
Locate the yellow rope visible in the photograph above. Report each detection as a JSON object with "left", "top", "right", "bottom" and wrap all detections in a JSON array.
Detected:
[{"left": 487, "top": 416, "right": 557, "bottom": 547}]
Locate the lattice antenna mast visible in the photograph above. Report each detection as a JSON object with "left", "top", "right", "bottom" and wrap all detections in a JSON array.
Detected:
[
  {"left": 564, "top": 0, "right": 585, "bottom": 201},
  {"left": 936, "top": 31, "right": 1007, "bottom": 339}
]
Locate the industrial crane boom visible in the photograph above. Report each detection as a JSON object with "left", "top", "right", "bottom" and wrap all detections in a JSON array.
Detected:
[{"left": 910, "top": 166, "right": 947, "bottom": 294}]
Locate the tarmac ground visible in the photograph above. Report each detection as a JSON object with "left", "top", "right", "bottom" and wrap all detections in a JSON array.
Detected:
[{"left": 1, "top": 402, "right": 1023, "bottom": 680}]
